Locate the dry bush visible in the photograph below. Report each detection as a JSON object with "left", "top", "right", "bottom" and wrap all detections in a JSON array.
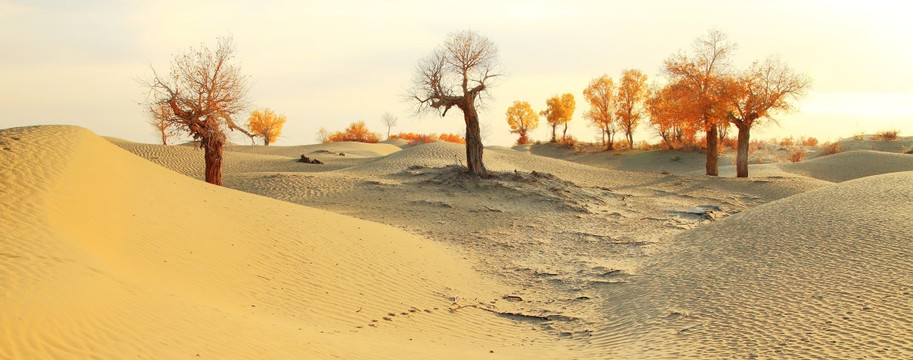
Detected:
[
  {"left": 390, "top": 132, "right": 467, "bottom": 145},
  {"left": 821, "top": 142, "right": 841, "bottom": 155},
  {"left": 636, "top": 140, "right": 652, "bottom": 150},
  {"left": 559, "top": 135, "right": 578, "bottom": 148},
  {"left": 801, "top": 137, "right": 819, "bottom": 147},
  {"left": 749, "top": 139, "right": 767, "bottom": 151},
  {"left": 325, "top": 121, "right": 381, "bottom": 143},
  {"left": 778, "top": 136, "right": 796, "bottom": 147},
  {"left": 612, "top": 140, "right": 630, "bottom": 151},
  {"left": 720, "top": 136, "right": 737, "bottom": 150},
  {"left": 788, "top": 147, "right": 807, "bottom": 162},
  {"left": 873, "top": 129, "right": 900, "bottom": 142},
  {"left": 437, "top": 133, "right": 467, "bottom": 144}
]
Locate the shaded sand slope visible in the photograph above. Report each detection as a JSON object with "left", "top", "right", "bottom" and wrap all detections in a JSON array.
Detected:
[
  {"left": 601, "top": 171, "right": 913, "bottom": 358},
  {"left": 106, "top": 137, "right": 401, "bottom": 177},
  {"left": 1, "top": 126, "right": 566, "bottom": 359},
  {"left": 781, "top": 150, "right": 913, "bottom": 182}
]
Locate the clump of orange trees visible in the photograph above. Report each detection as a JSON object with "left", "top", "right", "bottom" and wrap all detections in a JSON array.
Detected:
[
  {"left": 506, "top": 100, "right": 538, "bottom": 145},
  {"left": 246, "top": 108, "right": 286, "bottom": 146},
  {"left": 323, "top": 122, "right": 381, "bottom": 143},
  {"left": 541, "top": 93, "right": 575, "bottom": 142},
  {"left": 390, "top": 132, "right": 466, "bottom": 145}
]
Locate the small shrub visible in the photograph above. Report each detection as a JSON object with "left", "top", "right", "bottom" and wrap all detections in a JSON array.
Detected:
[
  {"left": 721, "top": 136, "right": 738, "bottom": 150},
  {"left": 873, "top": 129, "right": 899, "bottom": 142},
  {"left": 853, "top": 132, "right": 865, "bottom": 140},
  {"left": 636, "top": 140, "right": 652, "bottom": 150},
  {"left": 801, "top": 137, "right": 819, "bottom": 147},
  {"left": 612, "top": 140, "right": 630, "bottom": 151},
  {"left": 671, "top": 155, "right": 681, "bottom": 162},
  {"left": 788, "top": 147, "right": 807, "bottom": 162},
  {"left": 749, "top": 139, "right": 767, "bottom": 151},
  {"left": 779, "top": 136, "right": 795, "bottom": 147},
  {"left": 390, "top": 132, "right": 466, "bottom": 145},
  {"left": 821, "top": 142, "right": 841, "bottom": 155},
  {"left": 559, "top": 135, "right": 577, "bottom": 148},
  {"left": 325, "top": 122, "right": 380, "bottom": 143}
]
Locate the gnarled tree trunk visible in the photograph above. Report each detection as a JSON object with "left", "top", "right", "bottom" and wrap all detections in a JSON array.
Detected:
[
  {"left": 705, "top": 124, "right": 719, "bottom": 176},
  {"left": 203, "top": 136, "right": 224, "bottom": 185},
  {"left": 463, "top": 105, "right": 487, "bottom": 176},
  {"left": 735, "top": 124, "right": 750, "bottom": 178}
]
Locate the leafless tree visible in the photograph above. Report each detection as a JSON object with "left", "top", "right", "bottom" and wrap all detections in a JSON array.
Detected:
[
  {"left": 381, "top": 112, "right": 398, "bottom": 139},
  {"left": 145, "top": 36, "right": 252, "bottom": 185},
  {"left": 148, "top": 102, "right": 180, "bottom": 145},
  {"left": 409, "top": 30, "right": 501, "bottom": 176}
]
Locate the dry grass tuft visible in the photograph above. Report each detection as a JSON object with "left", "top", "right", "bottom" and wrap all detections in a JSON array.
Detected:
[
  {"left": 873, "top": 129, "right": 900, "bottom": 142},
  {"left": 801, "top": 137, "right": 819, "bottom": 147},
  {"left": 821, "top": 142, "right": 841, "bottom": 156},
  {"left": 788, "top": 147, "right": 807, "bottom": 162}
]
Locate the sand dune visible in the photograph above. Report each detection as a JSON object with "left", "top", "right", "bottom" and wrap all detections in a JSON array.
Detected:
[
  {"left": 1, "top": 126, "right": 566, "bottom": 359},
  {"left": 603, "top": 171, "right": 913, "bottom": 358},
  {"left": 6, "top": 125, "right": 910, "bottom": 358},
  {"left": 781, "top": 150, "right": 913, "bottom": 182}
]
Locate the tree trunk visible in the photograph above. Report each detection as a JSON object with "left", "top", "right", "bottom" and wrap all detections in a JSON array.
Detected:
[
  {"left": 263, "top": 136, "right": 269, "bottom": 146},
  {"left": 705, "top": 124, "right": 719, "bottom": 176},
  {"left": 550, "top": 124, "right": 557, "bottom": 143},
  {"left": 161, "top": 132, "right": 168, "bottom": 146},
  {"left": 203, "top": 136, "right": 224, "bottom": 185},
  {"left": 627, "top": 132, "right": 634, "bottom": 149},
  {"left": 736, "top": 124, "right": 750, "bottom": 178},
  {"left": 562, "top": 123, "right": 568, "bottom": 141},
  {"left": 463, "top": 107, "right": 487, "bottom": 176}
]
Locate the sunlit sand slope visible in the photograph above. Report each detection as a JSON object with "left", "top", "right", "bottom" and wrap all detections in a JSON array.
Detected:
[
  {"left": 0, "top": 126, "right": 564, "bottom": 359},
  {"left": 781, "top": 150, "right": 913, "bottom": 182},
  {"left": 605, "top": 171, "right": 913, "bottom": 358}
]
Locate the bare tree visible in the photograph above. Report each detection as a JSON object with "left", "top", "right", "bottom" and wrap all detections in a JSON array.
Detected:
[
  {"left": 381, "top": 112, "right": 398, "bottom": 139},
  {"left": 410, "top": 30, "right": 500, "bottom": 176},
  {"left": 145, "top": 36, "right": 252, "bottom": 185},
  {"left": 148, "top": 102, "right": 180, "bottom": 145},
  {"left": 724, "top": 58, "right": 810, "bottom": 177}
]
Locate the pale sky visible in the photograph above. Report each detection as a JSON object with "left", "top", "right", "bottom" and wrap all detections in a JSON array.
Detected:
[{"left": 2, "top": 0, "right": 911, "bottom": 146}]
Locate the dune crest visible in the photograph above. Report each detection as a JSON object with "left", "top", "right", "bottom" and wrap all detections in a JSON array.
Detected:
[{"left": 0, "top": 126, "right": 564, "bottom": 358}]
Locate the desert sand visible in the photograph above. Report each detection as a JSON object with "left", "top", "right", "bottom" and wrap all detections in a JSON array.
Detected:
[{"left": 3, "top": 125, "right": 913, "bottom": 358}]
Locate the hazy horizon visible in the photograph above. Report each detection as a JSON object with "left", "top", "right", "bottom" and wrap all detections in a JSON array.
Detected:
[{"left": 1, "top": 0, "right": 911, "bottom": 146}]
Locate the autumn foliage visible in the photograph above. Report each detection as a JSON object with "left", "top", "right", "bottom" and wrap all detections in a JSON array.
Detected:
[
  {"left": 246, "top": 108, "right": 286, "bottom": 146},
  {"left": 615, "top": 69, "right": 648, "bottom": 148},
  {"left": 390, "top": 132, "right": 466, "bottom": 145},
  {"left": 582, "top": 75, "right": 616, "bottom": 148},
  {"left": 541, "top": 93, "right": 575, "bottom": 142},
  {"left": 506, "top": 101, "right": 539, "bottom": 145},
  {"left": 324, "top": 122, "right": 381, "bottom": 143}
]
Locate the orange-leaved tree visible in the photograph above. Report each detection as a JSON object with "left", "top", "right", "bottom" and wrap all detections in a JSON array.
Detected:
[
  {"left": 663, "top": 29, "right": 736, "bottom": 176},
  {"left": 325, "top": 121, "right": 381, "bottom": 143},
  {"left": 409, "top": 30, "right": 501, "bottom": 177},
  {"left": 646, "top": 83, "right": 699, "bottom": 149},
  {"left": 505, "top": 100, "right": 538, "bottom": 145},
  {"left": 146, "top": 36, "right": 252, "bottom": 185},
  {"left": 615, "top": 69, "right": 648, "bottom": 148},
  {"left": 722, "top": 57, "right": 810, "bottom": 177},
  {"left": 583, "top": 75, "right": 616, "bottom": 149},
  {"left": 541, "top": 93, "right": 575, "bottom": 142},
  {"left": 246, "top": 108, "right": 286, "bottom": 146}
]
